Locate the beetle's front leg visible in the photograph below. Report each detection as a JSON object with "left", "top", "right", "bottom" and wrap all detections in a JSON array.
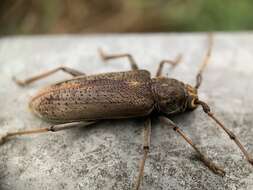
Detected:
[
  {"left": 13, "top": 66, "right": 85, "bottom": 87},
  {"left": 133, "top": 118, "right": 151, "bottom": 190},
  {"left": 155, "top": 54, "right": 182, "bottom": 77},
  {"left": 0, "top": 121, "right": 95, "bottom": 145},
  {"left": 98, "top": 48, "right": 139, "bottom": 70}
]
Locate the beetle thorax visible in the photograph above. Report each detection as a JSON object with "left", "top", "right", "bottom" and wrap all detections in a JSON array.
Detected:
[{"left": 151, "top": 77, "right": 188, "bottom": 115}]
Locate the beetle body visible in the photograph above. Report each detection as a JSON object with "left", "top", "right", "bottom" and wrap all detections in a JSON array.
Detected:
[
  {"left": 29, "top": 70, "right": 196, "bottom": 123},
  {"left": 7, "top": 36, "right": 253, "bottom": 188}
]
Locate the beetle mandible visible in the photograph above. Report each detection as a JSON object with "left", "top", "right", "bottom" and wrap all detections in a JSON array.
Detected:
[{"left": 1, "top": 34, "right": 253, "bottom": 190}]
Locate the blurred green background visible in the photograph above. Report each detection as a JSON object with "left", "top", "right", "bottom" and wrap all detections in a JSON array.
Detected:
[{"left": 1, "top": 0, "right": 253, "bottom": 35}]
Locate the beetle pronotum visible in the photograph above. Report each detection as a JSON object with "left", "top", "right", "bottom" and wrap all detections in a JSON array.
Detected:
[{"left": 1, "top": 34, "right": 252, "bottom": 190}]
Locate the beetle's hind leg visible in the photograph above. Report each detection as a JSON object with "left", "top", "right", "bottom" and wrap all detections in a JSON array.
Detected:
[
  {"left": 13, "top": 66, "right": 85, "bottom": 87},
  {"left": 133, "top": 118, "right": 151, "bottom": 190},
  {"left": 98, "top": 48, "right": 139, "bottom": 70},
  {"left": 0, "top": 121, "right": 95, "bottom": 145},
  {"left": 156, "top": 54, "right": 182, "bottom": 77}
]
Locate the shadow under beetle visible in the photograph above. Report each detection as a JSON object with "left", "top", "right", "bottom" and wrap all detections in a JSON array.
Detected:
[{"left": 1, "top": 34, "right": 253, "bottom": 190}]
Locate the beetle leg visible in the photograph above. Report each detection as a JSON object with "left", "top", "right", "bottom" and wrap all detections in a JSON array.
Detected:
[
  {"left": 155, "top": 54, "right": 182, "bottom": 77},
  {"left": 13, "top": 66, "right": 85, "bottom": 87},
  {"left": 159, "top": 116, "right": 225, "bottom": 176},
  {"left": 98, "top": 48, "right": 139, "bottom": 70},
  {"left": 0, "top": 121, "right": 95, "bottom": 145},
  {"left": 134, "top": 118, "right": 151, "bottom": 190}
]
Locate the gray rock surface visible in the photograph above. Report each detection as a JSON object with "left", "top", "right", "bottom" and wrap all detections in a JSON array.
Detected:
[{"left": 0, "top": 33, "right": 253, "bottom": 190}]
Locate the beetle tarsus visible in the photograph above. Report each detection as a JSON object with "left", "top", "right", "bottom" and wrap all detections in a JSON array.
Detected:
[
  {"left": 12, "top": 76, "right": 26, "bottom": 87},
  {"left": 198, "top": 153, "right": 225, "bottom": 176},
  {"left": 0, "top": 133, "right": 8, "bottom": 145},
  {"left": 98, "top": 48, "right": 107, "bottom": 61}
]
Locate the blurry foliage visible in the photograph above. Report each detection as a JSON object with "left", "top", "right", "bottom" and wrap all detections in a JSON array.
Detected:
[{"left": 1, "top": 0, "right": 253, "bottom": 35}]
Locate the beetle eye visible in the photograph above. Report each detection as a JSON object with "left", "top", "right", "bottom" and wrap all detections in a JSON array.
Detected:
[{"left": 191, "top": 99, "right": 197, "bottom": 107}]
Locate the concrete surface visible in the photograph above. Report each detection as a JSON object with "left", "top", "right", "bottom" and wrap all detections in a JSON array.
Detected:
[{"left": 0, "top": 33, "right": 253, "bottom": 190}]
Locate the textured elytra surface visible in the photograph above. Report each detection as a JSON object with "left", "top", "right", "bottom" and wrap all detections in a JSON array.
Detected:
[
  {"left": 30, "top": 70, "right": 154, "bottom": 122},
  {"left": 0, "top": 34, "right": 253, "bottom": 190}
]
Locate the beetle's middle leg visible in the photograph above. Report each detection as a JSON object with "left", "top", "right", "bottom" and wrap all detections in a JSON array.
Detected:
[
  {"left": 155, "top": 54, "right": 182, "bottom": 77},
  {"left": 0, "top": 121, "right": 95, "bottom": 145},
  {"left": 98, "top": 48, "right": 139, "bottom": 70},
  {"left": 13, "top": 66, "right": 85, "bottom": 87},
  {"left": 134, "top": 118, "right": 151, "bottom": 190}
]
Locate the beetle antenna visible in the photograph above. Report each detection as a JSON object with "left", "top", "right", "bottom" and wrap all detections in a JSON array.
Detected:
[
  {"left": 195, "top": 33, "right": 213, "bottom": 89},
  {"left": 196, "top": 100, "right": 253, "bottom": 165}
]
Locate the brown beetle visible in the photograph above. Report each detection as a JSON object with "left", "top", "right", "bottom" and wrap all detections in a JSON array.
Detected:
[{"left": 1, "top": 34, "right": 252, "bottom": 190}]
